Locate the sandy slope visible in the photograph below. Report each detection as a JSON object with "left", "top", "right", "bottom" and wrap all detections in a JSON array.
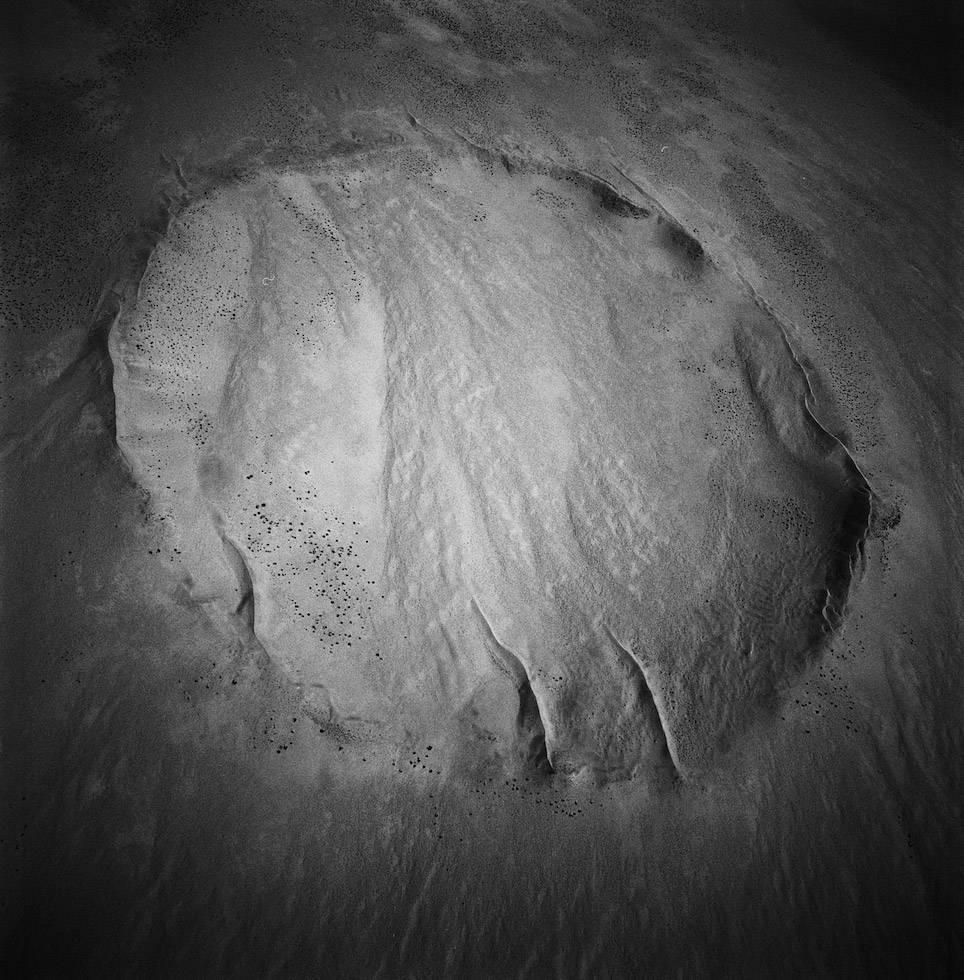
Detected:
[
  {"left": 109, "top": 140, "right": 872, "bottom": 785},
  {"left": 2, "top": 0, "right": 962, "bottom": 975}
]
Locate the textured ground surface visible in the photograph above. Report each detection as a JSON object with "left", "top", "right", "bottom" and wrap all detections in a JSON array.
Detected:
[{"left": 2, "top": 1, "right": 962, "bottom": 976}]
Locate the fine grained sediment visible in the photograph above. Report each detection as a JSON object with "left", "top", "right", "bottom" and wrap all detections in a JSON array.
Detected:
[{"left": 106, "top": 125, "right": 873, "bottom": 782}]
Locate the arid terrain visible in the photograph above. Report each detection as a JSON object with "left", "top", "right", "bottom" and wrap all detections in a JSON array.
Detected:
[{"left": 2, "top": 1, "right": 962, "bottom": 975}]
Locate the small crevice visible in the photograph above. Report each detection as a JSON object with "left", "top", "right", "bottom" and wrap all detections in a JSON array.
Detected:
[
  {"left": 579, "top": 174, "right": 651, "bottom": 218},
  {"left": 101, "top": 163, "right": 200, "bottom": 449},
  {"left": 737, "top": 275, "right": 876, "bottom": 631},
  {"left": 471, "top": 598, "right": 554, "bottom": 776},
  {"left": 449, "top": 128, "right": 652, "bottom": 219},
  {"left": 607, "top": 162, "right": 704, "bottom": 254},
  {"left": 611, "top": 154, "right": 876, "bottom": 635},
  {"left": 604, "top": 627, "right": 682, "bottom": 778},
  {"left": 516, "top": 678, "right": 554, "bottom": 776},
  {"left": 215, "top": 521, "right": 256, "bottom": 631},
  {"left": 657, "top": 215, "right": 706, "bottom": 264},
  {"left": 820, "top": 479, "right": 873, "bottom": 630}
]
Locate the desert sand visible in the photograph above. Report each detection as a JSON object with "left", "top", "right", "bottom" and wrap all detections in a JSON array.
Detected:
[{"left": 2, "top": 0, "right": 962, "bottom": 975}]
